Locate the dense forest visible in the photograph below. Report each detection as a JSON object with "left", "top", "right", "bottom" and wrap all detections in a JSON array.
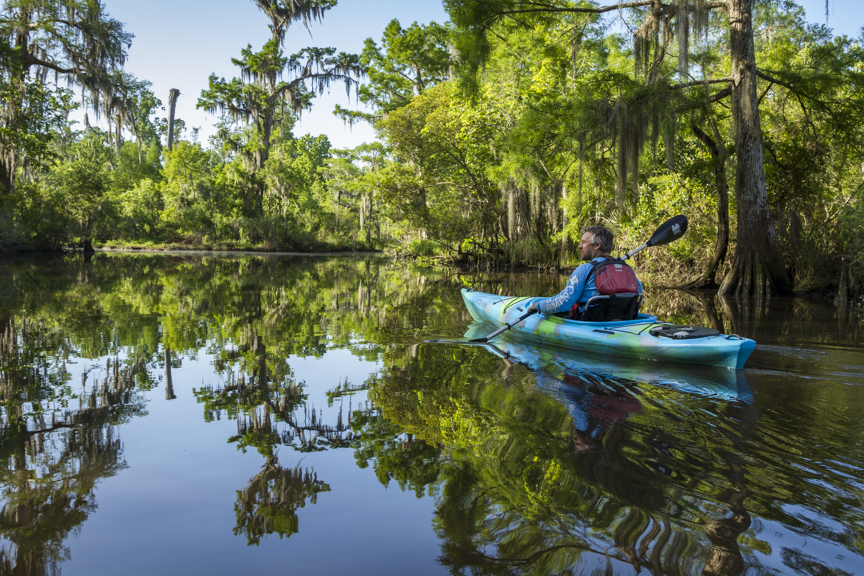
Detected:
[{"left": 0, "top": 0, "right": 862, "bottom": 300}]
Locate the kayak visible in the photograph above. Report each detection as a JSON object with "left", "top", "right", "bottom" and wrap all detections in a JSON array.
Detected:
[{"left": 461, "top": 288, "right": 756, "bottom": 370}]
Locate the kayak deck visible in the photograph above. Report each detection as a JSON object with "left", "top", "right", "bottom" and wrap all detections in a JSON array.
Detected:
[{"left": 461, "top": 288, "right": 756, "bottom": 370}]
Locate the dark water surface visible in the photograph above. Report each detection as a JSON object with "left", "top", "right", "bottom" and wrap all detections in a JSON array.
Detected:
[{"left": 1, "top": 254, "right": 863, "bottom": 575}]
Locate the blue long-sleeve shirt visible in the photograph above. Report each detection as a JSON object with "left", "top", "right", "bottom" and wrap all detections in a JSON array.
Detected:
[{"left": 535, "top": 257, "right": 643, "bottom": 315}]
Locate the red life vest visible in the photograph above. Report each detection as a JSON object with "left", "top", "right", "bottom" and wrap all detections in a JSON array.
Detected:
[
  {"left": 568, "top": 258, "right": 641, "bottom": 320},
  {"left": 589, "top": 258, "right": 640, "bottom": 295}
]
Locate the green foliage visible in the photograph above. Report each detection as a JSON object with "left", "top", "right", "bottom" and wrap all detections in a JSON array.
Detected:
[
  {"left": 335, "top": 19, "right": 452, "bottom": 125},
  {"left": 0, "top": 0, "right": 132, "bottom": 197},
  {"left": 377, "top": 82, "right": 506, "bottom": 254},
  {"left": 45, "top": 132, "right": 115, "bottom": 246},
  {"left": 161, "top": 141, "right": 217, "bottom": 237},
  {"left": 198, "top": 37, "right": 360, "bottom": 178},
  {"left": 406, "top": 239, "right": 438, "bottom": 257}
]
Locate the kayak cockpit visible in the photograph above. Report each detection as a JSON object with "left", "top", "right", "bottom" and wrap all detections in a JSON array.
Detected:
[{"left": 539, "top": 312, "right": 658, "bottom": 327}]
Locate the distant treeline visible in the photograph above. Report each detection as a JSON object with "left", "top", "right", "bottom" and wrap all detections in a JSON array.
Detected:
[{"left": 0, "top": 0, "right": 862, "bottom": 301}]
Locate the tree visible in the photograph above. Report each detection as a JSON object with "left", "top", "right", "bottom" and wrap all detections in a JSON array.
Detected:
[
  {"left": 160, "top": 141, "right": 217, "bottom": 237},
  {"left": 249, "top": 0, "right": 337, "bottom": 45},
  {"left": 197, "top": 0, "right": 361, "bottom": 215},
  {"left": 46, "top": 131, "right": 114, "bottom": 251},
  {"left": 167, "top": 88, "right": 180, "bottom": 151},
  {"left": 0, "top": 0, "right": 132, "bottom": 194},
  {"left": 445, "top": 0, "right": 795, "bottom": 295},
  {"left": 320, "top": 142, "right": 386, "bottom": 244},
  {"left": 377, "top": 83, "right": 508, "bottom": 256},
  {"left": 719, "top": 0, "right": 791, "bottom": 297},
  {"left": 686, "top": 114, "right": 730, "bottom": 288},
  {"left": 261, "top": 132, "right": 332, "bottom": 232},
  {"left": 334, "top": 19, "right": 452, "bottom": 125}
]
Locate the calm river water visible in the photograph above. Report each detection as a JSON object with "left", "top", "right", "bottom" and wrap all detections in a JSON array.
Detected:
[{"left": 0, "top": 254, "right": 862, "bottom": 575}]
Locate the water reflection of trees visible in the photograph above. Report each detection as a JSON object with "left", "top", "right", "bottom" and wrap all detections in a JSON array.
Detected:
[
  {"left": 195, "top": 330, "right": 364, "bottom": 545},
  {"left": 234, "top": 456, "right": 330, "bottom": 545},
  {"left": 646, "top": 288, "right": 864, "bottom": 346},
  {"left": 2, "top": 255, "right": 863, "bottom": 571},
  {"left": 0, "top": 314, "right": 147, "bottom": 575},
  {"left": 363, "top": 340, "right": 862, "bottom": 575},
  {"left": 2, "top": 254, "right": 463, "bottom": 550}
]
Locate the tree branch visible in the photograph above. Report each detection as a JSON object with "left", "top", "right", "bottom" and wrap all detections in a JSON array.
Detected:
[
  {"left": 755, "top": 70, "right": 796, "bottom": 93},
  {"left": 758, "top": 80, "right": 774, "bottom": 106},
  {"left": 493, "top": 0, "right": 726, "bottom": 16},
  {"left": 708, "top": 86, "right": 732, "bottom": 103},
  {"left": 23, "top": 54, "right": 75, "bottom": 74},
  {"left": 671, "top": 77, "right": 733, "bottom": 90}
]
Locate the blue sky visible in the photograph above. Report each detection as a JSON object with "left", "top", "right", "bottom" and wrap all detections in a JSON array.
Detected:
[
  {"left": 103, "top": 0, "right": 861, "bottom": 150},
  {"left": 104, "top": 0, "right": 448, "bottom": 149}
]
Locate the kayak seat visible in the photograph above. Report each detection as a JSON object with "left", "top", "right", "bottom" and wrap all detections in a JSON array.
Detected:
[{"left": 575, "top": 293, "right": 641, "bottom": 322}]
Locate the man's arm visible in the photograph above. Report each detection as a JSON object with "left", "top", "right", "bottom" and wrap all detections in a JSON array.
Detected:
[{"left": 530, "top": 265, "right": 591, "bottom": 314}]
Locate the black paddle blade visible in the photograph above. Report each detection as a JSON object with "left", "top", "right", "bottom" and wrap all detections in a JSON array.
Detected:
[{"left": 647, "top": 215, "right": 688, "bottom": 247}]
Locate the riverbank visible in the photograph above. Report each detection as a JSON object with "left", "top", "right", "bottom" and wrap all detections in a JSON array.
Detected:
[
  {"left": 98, "top": 247, "right": 385, "bottom": 257},
  {"left": 7, "top": 243, "right": 858, "bottom": 308},
  {"left": 0, "top": 239, "right": 384, "bottom": 256},
  {"left": 96, "top": 238, "right": 380, "bottom": 253}
]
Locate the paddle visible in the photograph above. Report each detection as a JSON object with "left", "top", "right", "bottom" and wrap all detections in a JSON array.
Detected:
[
  {"left": 467, "top": 215, "right": 689, "bottom": 344},
  {"left": 624, "top": 214, "right": 688, "bottom": 259},
  {"left": 469, "top": 309, "right": 537, "bottom": 343}
]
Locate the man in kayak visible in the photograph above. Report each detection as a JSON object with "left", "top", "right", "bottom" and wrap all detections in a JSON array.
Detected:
[{"left": 527, "top": 226, "right": 643, "bottom": 319}]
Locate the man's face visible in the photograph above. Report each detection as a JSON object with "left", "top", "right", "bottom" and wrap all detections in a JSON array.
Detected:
[{"left": 579, "top": 232, "right": 598, "bottom": 261}]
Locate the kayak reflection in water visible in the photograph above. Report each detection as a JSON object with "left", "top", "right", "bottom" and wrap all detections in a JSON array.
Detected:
[
  {"left": 456, "top": 327, "right": 757, "bottom": 574},
  {"left": 472, "top": 331, "right": 753, "bottom": 453}
]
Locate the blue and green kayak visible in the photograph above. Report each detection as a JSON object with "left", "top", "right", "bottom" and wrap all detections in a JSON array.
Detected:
[{"left": 461, "top": 288, "right": 756, "bottom": 370}]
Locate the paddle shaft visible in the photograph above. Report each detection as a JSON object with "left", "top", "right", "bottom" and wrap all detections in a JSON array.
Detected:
[
  {"left": 471, "top": 309, "right": 536, "bottom": 343},
  {"left": 625, "top": 243, "right": 648, "bottom": 259}
]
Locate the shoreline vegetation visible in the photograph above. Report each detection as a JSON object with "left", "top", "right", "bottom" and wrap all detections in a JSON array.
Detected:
[
  {"left": 3, "top": 245, "right": 847, "bottom": 306},
  {"left": 0, "top": 0, "right": 862, "bottom": 308}
]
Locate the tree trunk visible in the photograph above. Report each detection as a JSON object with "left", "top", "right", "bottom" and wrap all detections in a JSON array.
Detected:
[
  {"left": 719, "top": 0, "right": 792, "bottom": 298},
  {"left": 837, "top": 259, "right": 849, "bottom": 308},
  {"left": 560, "top": 183, "right": 570, "bottom": 265},
  {"left": 700, "top": 452, "right": 752, "bottom": 576},
  {"left": 164, "top": 346, "right": 176, "bottom": 400},
  {"left": 167, "top": 89, "right": 180, "bottom": 151},
  {"left": 364, "top": 193, "right": 372, "bottom": 244},
  {"left": 0, "top": 155, "right": 16, "bottom": 195},
  {"left": 689, "top": 118, "right": 729, "bottom": 288},
  {"left": 115, "top": 112, "right": 122, "bottom": 153},
  {"left": 0, "top": 313, "right": 13, "bottom": 375},
  {"left": 0, "top": 14, "right": 29, "bottom": 195}
]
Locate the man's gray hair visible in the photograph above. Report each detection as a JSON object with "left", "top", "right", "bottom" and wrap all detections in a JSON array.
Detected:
[{"left": 582, "top": 226, "right": 614, "bottom": 253}]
